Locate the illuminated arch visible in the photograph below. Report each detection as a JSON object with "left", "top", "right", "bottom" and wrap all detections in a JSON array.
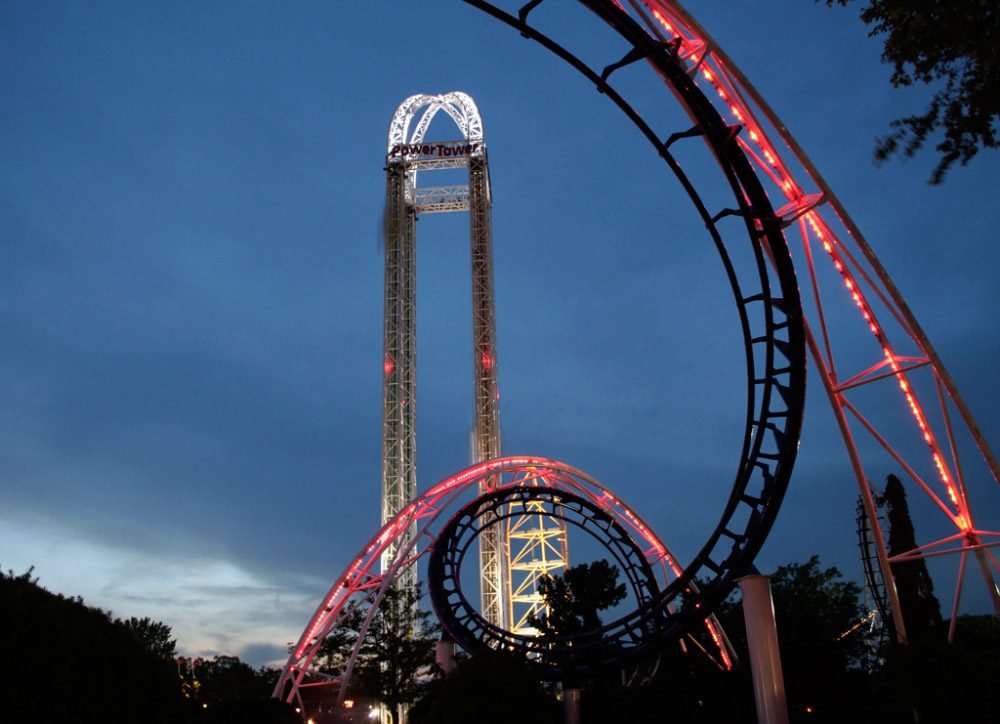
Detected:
[
  {"left": 387, "top": 91, "right": 485, "bottom": 155},
  {"left": 274, "top": 457, "right": 734, "bottom": 706}
]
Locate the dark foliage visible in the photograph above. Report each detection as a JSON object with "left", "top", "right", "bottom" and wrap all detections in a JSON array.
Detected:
[
  {"left": 881, "top": 473, "right": 944, "bottom": 643},
  {"left": 713, "top": 557, "right": 870, "bottom": 722},
  {"left": 522, "top": 559, "right": 758, "bottom": 721},
  {"left": 565, "top": 643, "right": 757, "bottom": 724},
  {"left": 526, "top": 559, "right": 631, "bottom": 683},
  {"left": 353, "top": 586, "right": 438, "bottom": 717},
  {"left": 824, "top": 0, "right": 999, "bottom": 182},
  {"left": 314, "top": 604, "right": 366, "bottom": 676},
  {"left": 952, "top": 612, "right": 1000, "bottom": 650},
  {"left": 191, "top": 655, "right": 279, "bottom": 704},
  {"left": 316, "top": 585, "right": 438, "bottom": 722},
  {"left": 878, "top": 615, "right": 1000, "bottom": 722},
  {"left": 409, "top": 651, "right": 560, "bottom": 724},
  {"left": 527, "top": 559, "right": 627, "bottom": 637},
  {"left": 0, "top": 567, "right": 190, "bottom": 722},
  {"left": 197, "top": 697, "right": 300, "bottom": 724},
  {"left": 118, "top": 615, "right": 178, "bottom": 658}
]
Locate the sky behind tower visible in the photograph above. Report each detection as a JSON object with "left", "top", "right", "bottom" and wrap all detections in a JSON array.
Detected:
[{"left": 2, "top": 1, "right": 998, "bottom": 666}]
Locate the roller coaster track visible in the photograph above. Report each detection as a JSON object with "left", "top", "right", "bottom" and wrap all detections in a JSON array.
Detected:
[{"left": 467, "top": 0, "right": 1000, "bottom": 638}]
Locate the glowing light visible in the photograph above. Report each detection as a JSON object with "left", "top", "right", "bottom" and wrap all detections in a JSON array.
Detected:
[
  {"left": 650, "top": 8, "right": 674, "bottom": 35},
  {"left": 384, "top": 357, "right": 394, "bottom": 375},
  {"left": 806, "top": 208, "right": 967, "bottom": 521},
  {"left": 706, "top": 618, "right": 734, "bottom": 670}
]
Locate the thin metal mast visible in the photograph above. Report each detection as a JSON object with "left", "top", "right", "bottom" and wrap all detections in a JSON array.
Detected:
[
  {"left": 381, "top": 163, "right": 418, "bottom": 594},
  {"left": 380, "top": 93, "right": 569, "bottom": 631},
  {"left": 468, "top": 151, "right": 509, "bottom": 628}
]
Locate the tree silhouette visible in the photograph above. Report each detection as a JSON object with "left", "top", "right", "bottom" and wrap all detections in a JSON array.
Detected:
[
  {"left": 527, "top": 559, "right": 627, "bottom": 637},
  {"left": 824, "top": 0, "right": 999, "bottom": 182},
  {"left": 193, "top": 655, "right": 276, "bottom": 705},
  {"left": 117, "top": 615, "right": 178, "bottom": 659},
  {"left": 0, "top": 567, "right": 188, "bottom": 722},
  {"left": 318, "top": 585, "right": 438, "bottom": 722},
  {"left": 409, "top": 651, "right": 559, "bottom": 724},
  {"left": 881, "top": 473, "right": 944, "bottom": 643},
  {"left": 713, "top": 556, "right": 868, "bottom": 722}
]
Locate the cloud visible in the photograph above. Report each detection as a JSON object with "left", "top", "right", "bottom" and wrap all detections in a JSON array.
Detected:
[
  {"left": 0, "top": 512, "right": 319, "bottom": 667},
  {"left": 240, "top": 642, "right": 290, "bottom": 668}
]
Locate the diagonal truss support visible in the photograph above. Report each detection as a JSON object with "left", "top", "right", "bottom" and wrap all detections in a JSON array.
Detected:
[{"left": 618, "top": 0, "right": 1000, "bottom": 629}]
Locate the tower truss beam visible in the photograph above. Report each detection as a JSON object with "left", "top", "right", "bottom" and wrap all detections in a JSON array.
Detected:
[{"left": 380, "top": 92, "right": 570, "bottom": 631}]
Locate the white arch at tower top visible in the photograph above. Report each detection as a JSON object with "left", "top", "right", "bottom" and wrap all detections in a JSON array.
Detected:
[{"left": 386, "top": 91, "right": 485, "bottom": 156}]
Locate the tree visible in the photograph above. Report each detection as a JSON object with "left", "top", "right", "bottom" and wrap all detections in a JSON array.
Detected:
[
  {"left": 313, "top": 604, "right": 366, "bottom": 676},
  {"left": 117, "top": 615, "right": 178, "bottom": 659},
  {"left": 409, "top": 651, "right": 560, "bottom": 724},
  {"left": 318, "top": 585, "right": 438, "bottom": 722},
  {"left": 528, "top": 559, "right": 627, "bottom": 637},
  {"left": 824, "top": 1, "right": 999, "bottom": 182},
  {"left": 0, "top": 566, "right": 189, "bottom": 722},
  {"left": 194, "top": 655, "right": 273, "bottom": 704},
  {"left": 880, "top": 473, "right": 944, "bottom": 642},
  {"left": 883, "top": 615, "right": 1000, "bottom": 722},
  {"left": 197, "top": 697, "right": 299, "bottom": 724},
  {"left": 713, "top": 556, "right": 869, "bottom": 722},
  {"left": 528, "top": 559, "right": 647, "bottom": 719},
  {"left": 528, "top": 561, "right": 762, "bottom": 722},
  {"left": 354, "top": 586, "right": 438, "bottom": 719}
]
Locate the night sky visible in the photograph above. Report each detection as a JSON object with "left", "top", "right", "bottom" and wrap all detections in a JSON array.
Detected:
[{"left": 3, "top": 2, "right": 998, "bottom": 666}]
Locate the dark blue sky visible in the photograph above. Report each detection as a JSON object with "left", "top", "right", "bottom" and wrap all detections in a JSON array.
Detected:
[{"left": 3, "top": 2, "right": 998, "bottom": 665}]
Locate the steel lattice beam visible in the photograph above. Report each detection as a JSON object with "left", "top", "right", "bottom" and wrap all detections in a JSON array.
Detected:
[{"left": 380, "top": 93, "right": 570, "bottom": 632}]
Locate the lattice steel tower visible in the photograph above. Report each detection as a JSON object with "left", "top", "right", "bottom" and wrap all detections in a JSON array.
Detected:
[{"left": 381, "top": 92, "right": 568, "bottom": 630}]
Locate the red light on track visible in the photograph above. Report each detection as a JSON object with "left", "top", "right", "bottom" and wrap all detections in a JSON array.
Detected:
[{"left": 384, "top": 357, "right": 394, "bottom": 376}]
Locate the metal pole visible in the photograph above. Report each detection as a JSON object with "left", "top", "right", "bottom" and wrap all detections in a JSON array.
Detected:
[
  {"left": 805, "top": 325, "right": 909, "bottom": 645},
  {"left": 739, "top": 574, "right": 790, "bottom": 724},
  {"left": 563, "top": 688, "right": 582, "bottom": 724},
  {"left": 434, "top": 636, "right": 456, "bottom": 675}
]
